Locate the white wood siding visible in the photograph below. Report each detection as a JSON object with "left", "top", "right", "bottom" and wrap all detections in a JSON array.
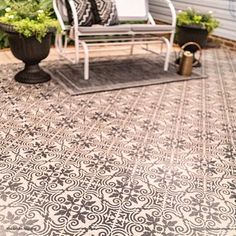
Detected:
[{"left": 149, "top": 0, "right": 236, "bottom": 40}]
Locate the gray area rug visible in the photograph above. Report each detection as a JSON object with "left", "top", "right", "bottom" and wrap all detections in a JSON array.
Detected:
[{"left": 48, "top": 55, "right": 207, "bottom": 95}]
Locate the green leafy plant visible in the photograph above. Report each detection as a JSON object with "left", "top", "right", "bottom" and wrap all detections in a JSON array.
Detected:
[
  {"left": 0, "top": 0, "right": 59, "bottom": 42},
  {"left": 0, "top": 0, "right": 9, "bottom": 48},
  {"left": 177, "top": 8, "right": 219, "bottom": 33}
]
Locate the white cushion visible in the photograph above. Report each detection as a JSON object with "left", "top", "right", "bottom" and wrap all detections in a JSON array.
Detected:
[{"left": 115, "top": 0, "right": 149, "bottom": 21}]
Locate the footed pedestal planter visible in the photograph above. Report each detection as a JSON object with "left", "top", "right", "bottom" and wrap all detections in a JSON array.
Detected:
[
  {"left": 0, "top": 23, "right": 53, "bottom": 84},
  {"left": 8, "top": 32, "right": 52, "bottom": 84}
]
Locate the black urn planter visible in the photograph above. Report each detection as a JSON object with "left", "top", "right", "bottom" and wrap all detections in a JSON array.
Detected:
[
  {"left": 177, "top": 25, "right": 208, "bottom": 53},
  {"left": 0, "top": 23, "right": 53, "bottom": 84}
]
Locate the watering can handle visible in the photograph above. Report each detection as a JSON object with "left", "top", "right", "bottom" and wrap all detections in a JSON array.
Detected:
[{"left": 178, "top": 42, "right": 202, "bottom": 66}]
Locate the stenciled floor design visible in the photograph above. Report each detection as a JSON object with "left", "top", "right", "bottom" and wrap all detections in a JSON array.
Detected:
[{"left": 0, "top": 49, "right": 235, "bottom": 236}]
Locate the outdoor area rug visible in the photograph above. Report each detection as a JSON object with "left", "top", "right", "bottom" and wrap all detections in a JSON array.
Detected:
[
  {"left": 47, "top": 55, "right": 207, "bottom": 95},
  {"left": 0, "top": 49, "right": 235, "bottom": 236}
]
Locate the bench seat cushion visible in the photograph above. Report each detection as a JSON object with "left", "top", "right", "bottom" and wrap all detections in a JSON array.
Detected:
[
  {"left": 131, "top": 24, "right": 175, "bottom": 32},
  {"left": 78, "top": 24, "right": 131, "bottom": 33},
  {"left": 77, "top": 24, "right": 174, "bottom": 35}
]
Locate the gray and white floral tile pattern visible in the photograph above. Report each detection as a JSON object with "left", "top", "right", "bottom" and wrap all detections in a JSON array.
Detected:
[{"left": 0, "top": 49, "right": 235, "bottom": 236}]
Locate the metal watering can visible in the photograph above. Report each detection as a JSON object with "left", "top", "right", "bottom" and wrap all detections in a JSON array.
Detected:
[{"left": 178, "top": 42, "right": 202, "bottom": 76}]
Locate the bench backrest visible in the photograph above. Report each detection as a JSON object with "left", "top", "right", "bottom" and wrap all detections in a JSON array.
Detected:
[
  {"left": 53, "top": 0, "right": 72, "bottom": 28},
  {"left": 53, "top": 0, "right": 150, "bottom": 30},
  {"left": 115, "top": 0, "right": 149, "bottom": 21}
]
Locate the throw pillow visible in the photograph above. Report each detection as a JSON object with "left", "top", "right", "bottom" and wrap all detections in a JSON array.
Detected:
[
  {"left": 93, "top": 0, "right": 119, "bottom": 26},
  {"left": 73, "top": 0, "right": 94, "bottom": 26},
  {"left": 89, "top": 0, "right": 102, "bottom": 24}
]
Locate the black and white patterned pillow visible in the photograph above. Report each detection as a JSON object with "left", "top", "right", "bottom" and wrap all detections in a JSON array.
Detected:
[
  {"left": 74, "top": 0, "right": 94, "bottom": 26},
  {"left": 93, "top": 0, "right": 119, "bottom": 26}
]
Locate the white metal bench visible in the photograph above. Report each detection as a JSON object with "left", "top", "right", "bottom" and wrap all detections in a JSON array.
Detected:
[{"left": 53, "top": 0, "right": 176, "bottom": 80}]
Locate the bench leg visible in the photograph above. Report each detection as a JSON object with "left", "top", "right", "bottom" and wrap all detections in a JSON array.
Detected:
[
  {"left": 75, "top": 36, "right": 80, "bottom": 64},
  {"left": 130, "top": 35, "right": 135, "bottom": 55},
  {"left": 55, "top": 33, "right": 68, "bottom": 57},
  {"left": 130, "top": 45, "right": 134, "bottom": 55},
  {"left": 55, "top": 33, "right": 76, "bottom": 63},
  {"left": 55, "top": 34, "right": 62, "bottom": 55},
  {"left": 80, "top": 41, "right": 89, "bottom": 80},
  {"left": 162, "top": 37, "right": 171, "bottom": 71}
]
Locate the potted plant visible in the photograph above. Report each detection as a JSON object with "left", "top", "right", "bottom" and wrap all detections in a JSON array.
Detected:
[
  {"left": 176, "top": 8, "right": 219, "bottom": 49},
  {"left": 0, "top": 0, "right": 59, "bottom": 84}
]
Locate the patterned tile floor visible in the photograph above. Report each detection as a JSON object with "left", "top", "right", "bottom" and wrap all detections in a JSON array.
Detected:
[{"left": 0, "top": 48, "right": 235, "bottom": 236}]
